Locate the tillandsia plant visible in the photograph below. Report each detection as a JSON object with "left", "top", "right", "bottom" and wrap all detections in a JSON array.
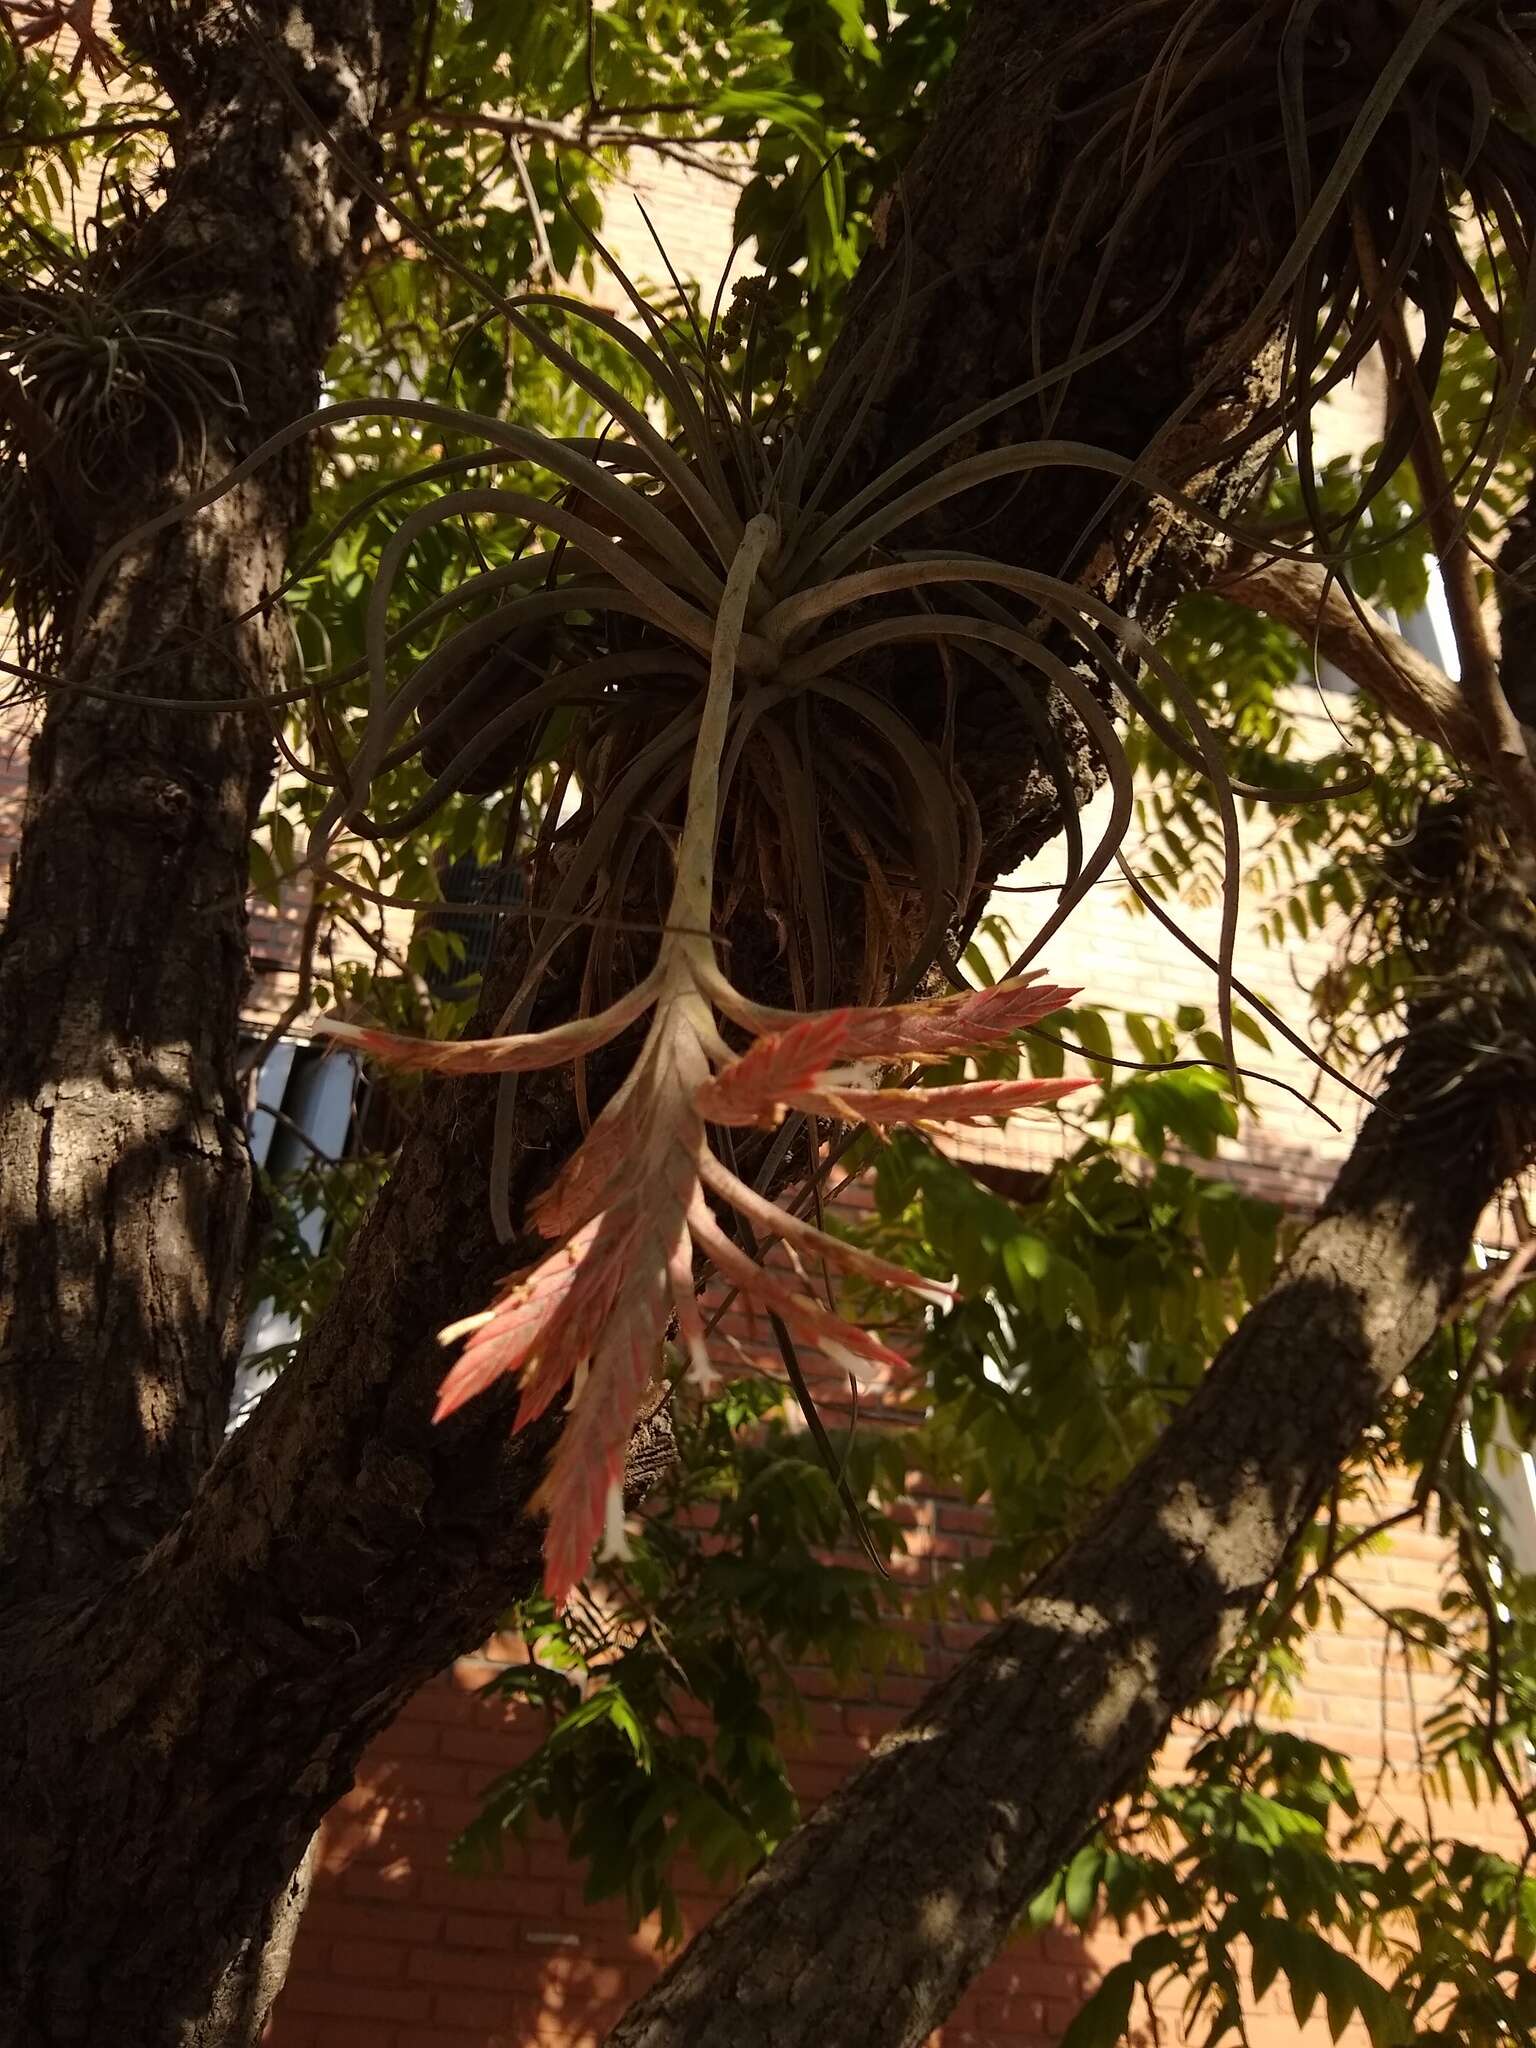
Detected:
[
  {"left": 0, "top": 215, "right": 245, "bottom": 666},
  {"left": 1036, "top": 0, "right": 1536, "bottom": 840},
  {"left": 319, "top": 512, "right": 1088, "bottom": 1600},
  {"left": 82, "top": 248, "right": 1318, "bottom": 1088}
]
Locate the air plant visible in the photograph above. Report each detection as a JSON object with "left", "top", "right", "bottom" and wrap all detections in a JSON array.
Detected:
[
  {"left": 84, "top": 262, "right": 1282, "bottom": 1112},
  {"left": 321, "top": 522, "right": 1086, "bottom": 1598},
  {"left": 0, "top": 242, "right": 244, "bottom": 663},
  {"left": 0, "top": 278, "right": 243, "bottom": 488}
]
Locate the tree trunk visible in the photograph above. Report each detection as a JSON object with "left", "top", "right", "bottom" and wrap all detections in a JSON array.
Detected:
[
  {"left": 188, "top": 1843, "right": 317, "bottom": 2048},
  {"left": 0, "top": 0, "right": 411, "bottom": 1592},
  {"left": 606, "top": 821, "right": 1536, "bottom": 2048},
  {"left": 0, "top": 1, "right": 411, "bottom": 2040}
]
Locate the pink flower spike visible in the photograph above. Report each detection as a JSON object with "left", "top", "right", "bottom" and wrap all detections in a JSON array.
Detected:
[
  {"left": 818, "top": 976, "right": 1083, "bottom": 1058},
  {"left": 784, "top": 1075, "right": 1089, "bottom": 1125},
  {"left": 339, "top": 486, "right": 1100, "bottom": 1602},
  {"left": 533, "top": 1249, "right": 674, "bottom": 1605},
  {"left": 431, "top": 1212, "right": 623, "bottom": 1423},
  {"left": 531, "top": 1080, "right": 647, "bottom": 1239},
  {"left": 698, "top": 975, "right": 1080, "bottom": 1127},
  {"left": 687, "top": 1197, "right": 909, "bottom": 1384},
  {"left": 664, "top": 1221, "right": 718, "bottom": 1390},
  {"left": 697, "top": 1149, "right": 954, "bottom": 1307}
]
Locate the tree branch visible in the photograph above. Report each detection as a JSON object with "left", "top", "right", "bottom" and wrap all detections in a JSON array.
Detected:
[
  {"left": 1219, "top": 555, "right": 1482, "bottom": 760},
  {"left": 390, "top": 102, "right": 746, "bottom": 184},
  {"left": 607, "top": 822, "right": 1536, "bottom": 2048},
  {"left": 5, "top": 114, "right": 170, "bottom": 143},
  {"left": 1353, "top": 202, "right": 1536, "bottom": 841}
]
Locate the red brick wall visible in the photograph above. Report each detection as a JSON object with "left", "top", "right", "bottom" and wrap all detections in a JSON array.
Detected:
[{"left": 269, "top": 1650, "right": 1100, "bottom": 2048}]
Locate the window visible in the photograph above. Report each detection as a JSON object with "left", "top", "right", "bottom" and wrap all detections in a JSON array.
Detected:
[
  {"left": 229, "top": 1038, "right": 360, "bottom": 1427},
  {"left": 1316, "top": 558, "right": 1460, "bottom": 693}
]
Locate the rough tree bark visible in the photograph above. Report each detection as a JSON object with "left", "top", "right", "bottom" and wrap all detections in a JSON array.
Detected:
[
  {"left": 0, "top": 0, "right": 1497, "bottom": 2043},
  {"left": 0, "top": 0, "right": 412, "bottom": 2040},
  {"left": 0, "top": 0, "right": 412, "bottom": 1587}
]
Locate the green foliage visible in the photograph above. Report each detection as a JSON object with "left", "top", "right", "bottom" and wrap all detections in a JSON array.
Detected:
[
  {"left": 251, "top": 1152, "right": 391, "bottom": 1347},
  {"left": 858, "top": 1115, "right": 1279, "bottom": 1594},
  {"left": 1029, "top": 1680, "right": 1536, "bottom": 2045},
  {"left": 434, "top": 1104, "right": 1536, "bottom": 2039},
  {"left": 453, "top": 1379, "right": 913, "bottom": 1942}
]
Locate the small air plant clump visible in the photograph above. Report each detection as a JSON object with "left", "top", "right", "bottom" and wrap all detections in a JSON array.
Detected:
[
  {"left": 323, "top": 513, "right": 1087, "bottom": 1600},
  {"left": 0, "top": 278, "right": 242, "bottom": 490},
  {"left": 0, "top": 265, "right": 243, "bottom": 662},
  {"left": 4, "top": 1, "right": 118, "bottom": 85}
]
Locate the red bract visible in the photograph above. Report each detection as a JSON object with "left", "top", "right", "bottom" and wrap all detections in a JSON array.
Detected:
[
  {"left": 329, "top": 970, "right": 1086, "bottom": 1604},
  {"left": 695, "top": 978, "right": 1081, "bottom": 1128},
  {"left": 6, "top": 0, "right": 117, "bottom": 82}
]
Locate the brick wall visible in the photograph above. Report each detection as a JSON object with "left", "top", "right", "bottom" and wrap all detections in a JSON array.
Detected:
[{"left": 267, "top": 1489, "right": 1516, "bottom": 2048}]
